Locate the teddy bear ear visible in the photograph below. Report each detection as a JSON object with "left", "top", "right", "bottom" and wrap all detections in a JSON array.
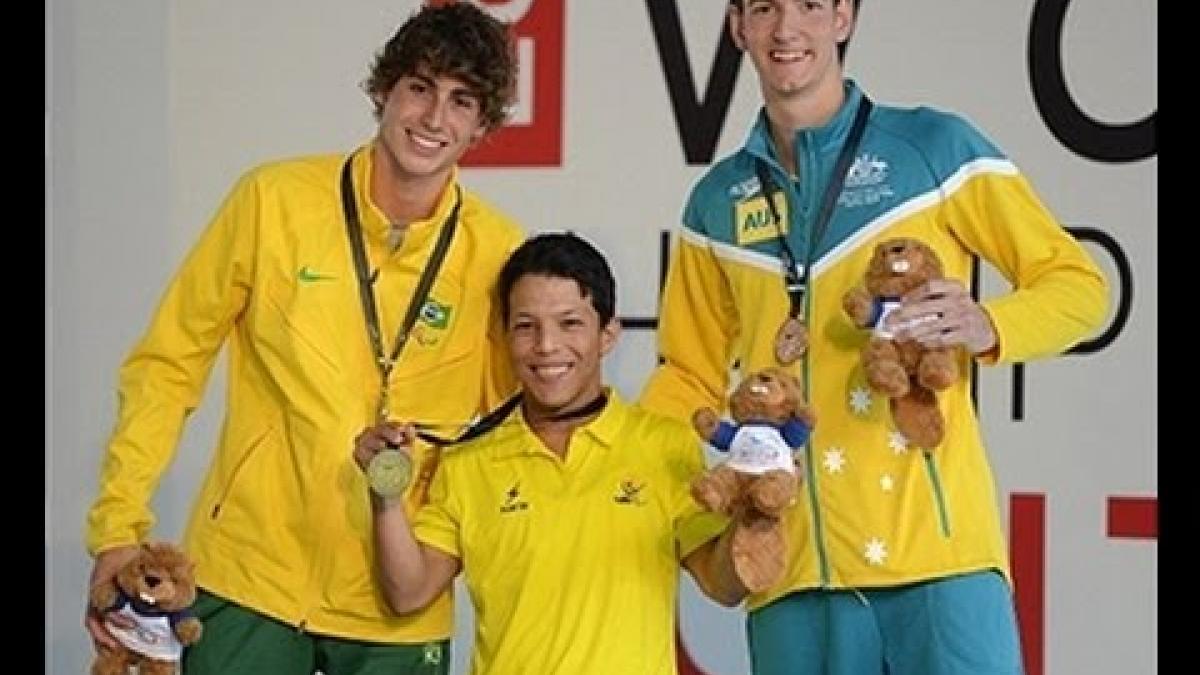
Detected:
[{"left": 915, "top": 240, "right": 943, "bottom": 277}]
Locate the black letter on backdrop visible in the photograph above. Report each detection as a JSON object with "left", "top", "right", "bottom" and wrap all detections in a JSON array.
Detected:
[
  {"left": 1029, "top": 0, "right": 1156, "bottom": 162},
  {"left": 1009, "top": 226, "right": 1132, "bottom": 420},
  {"left": 646, "top": 1, "right": 743, "bottom": 165},
  {"left": 620, "top": 230, "right": 672, "bottom": 331},
  {"left": 1063, "top": 227, "right": 1132, "bottom": 355}
]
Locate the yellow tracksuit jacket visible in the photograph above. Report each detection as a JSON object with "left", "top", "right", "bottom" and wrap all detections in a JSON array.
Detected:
[{"left": 86, "top": 144, "right": 523, "bottom": 641}]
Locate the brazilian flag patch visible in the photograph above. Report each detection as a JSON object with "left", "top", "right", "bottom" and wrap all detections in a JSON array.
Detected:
[{"left": 419, "top": 298, "right": 452, "bottom": 329}]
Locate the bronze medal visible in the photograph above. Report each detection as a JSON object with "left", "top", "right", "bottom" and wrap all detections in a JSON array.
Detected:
[{"left": 774, "top": 317, "right": 808, "bottom": 365}]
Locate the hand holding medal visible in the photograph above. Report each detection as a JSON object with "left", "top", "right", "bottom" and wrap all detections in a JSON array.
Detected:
[
  {"left": 368, "top": 446, "right": 413, "bottom": 498},
  {"left": 755, "top": 97, "right": 874, "bottom": 369},
  {"left": 354, "top": 422, "right": 417, "bottom": 499}
]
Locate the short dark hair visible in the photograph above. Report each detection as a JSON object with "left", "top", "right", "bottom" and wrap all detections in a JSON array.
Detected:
[
  {"left": 498, "top": 233, "right": 617, "bottom": 327},
  {"left": 730, "top": 0, "right": 861, "bottom": 61},
  {"left": 364, "top": 3, "right": 517, "bottom": 132}
]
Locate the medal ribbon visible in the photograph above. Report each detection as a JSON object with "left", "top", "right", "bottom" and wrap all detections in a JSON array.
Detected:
[
  {"left": 339, "top": 154, "right": 461, "bottom": 422},
  {"left": 754, "top": 96, "right": 874, "bottom": 320}
]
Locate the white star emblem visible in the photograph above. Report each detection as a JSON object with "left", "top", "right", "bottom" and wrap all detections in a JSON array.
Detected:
[
  {"left": 823, "top": 447, "right": 847, "bottom": 474},
  {"left": 864, "top": 537, "right": 888, "bottom": 566},
  {"left": 849, "top": 386, "right": 872, "bottom": 415},
  {"left": 888, "top": 431, "right": 909, "bottom": 454},
  {"left": 880, "top": 474, "right": 895, "bottom": 492}
]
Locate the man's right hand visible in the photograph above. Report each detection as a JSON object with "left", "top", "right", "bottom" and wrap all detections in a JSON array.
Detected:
[
  {"left": 352, "top": 422, "right": 417, "bottom": 473},
  {"left": 84, "top": 545, "right": 140, "bottom": 653}
]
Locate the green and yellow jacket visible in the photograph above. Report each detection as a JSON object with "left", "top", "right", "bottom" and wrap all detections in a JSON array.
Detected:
[{"left": 641, "top": 81, "right": 1107, "bottom": 610}]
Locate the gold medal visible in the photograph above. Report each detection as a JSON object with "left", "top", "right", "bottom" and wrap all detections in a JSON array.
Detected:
[
  {"left": 774, "top": 317, "right": 808, "bottom": 365},
  {"left": 367, "top": 448, "right": 413, "bottom": 498}
]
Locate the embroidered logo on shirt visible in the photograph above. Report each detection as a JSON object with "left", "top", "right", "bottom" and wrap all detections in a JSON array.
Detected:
[
  {"left": 727, "top": 175, "right": 762, "bottom": 200},
  {"left": 296, "top": 265, "right": 336, "bottom": 283},
  {"left": 613, "top": 478, "right": 646, "bottom": 506},
  {"left": 499, "top": 481, "right": 530, "bottom": 513},
  {"left": 419, "top": 298, "right": 453, "bottom": 329},
  {"left": 839, "top": 153, "right": 895, "bottom": 207},
  {"left": 411, "top": 324, "right": 439, "bottom": 347},
  {"left": 734, "top": 191, "right": 788, "bottom": 245},
  {"left": 423, "top": 643, "right": 443, "bottom": 665}
]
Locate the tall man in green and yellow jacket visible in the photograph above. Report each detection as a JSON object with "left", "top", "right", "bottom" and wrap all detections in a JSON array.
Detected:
[{"left": 640, "top": 1, "right": 1108, "bottom": 674}]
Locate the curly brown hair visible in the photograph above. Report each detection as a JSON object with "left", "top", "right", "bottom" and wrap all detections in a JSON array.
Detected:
[{"left": 364, "top": 3, "right": 517, "bottom": 132}]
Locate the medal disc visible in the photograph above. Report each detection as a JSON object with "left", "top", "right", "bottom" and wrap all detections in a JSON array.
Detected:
[
  {"left": 367, "top": 448, "right": 413, "bottom": 498},
  {"left": 774, "top": 317, "right": 808, "bottom": 365}
]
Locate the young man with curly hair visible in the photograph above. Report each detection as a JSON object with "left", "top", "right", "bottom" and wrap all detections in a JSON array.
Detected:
[{"left": 85, "top": 5, "right": 522, "bottom": 673}]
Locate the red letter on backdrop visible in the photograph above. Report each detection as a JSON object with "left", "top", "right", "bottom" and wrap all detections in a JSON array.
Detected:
[
  {"left": 1010, "top": 493, "right": 1045, "bottom": 675},
  {"left": 451, "top": 0, "right": 564, "bottom": 167},
  {"left": 1107, "top": 496, "right": 1157, "bottom": 539}
]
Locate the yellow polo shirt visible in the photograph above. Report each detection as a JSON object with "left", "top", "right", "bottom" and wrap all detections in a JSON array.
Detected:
[{"left": 413, "top": 391, "right": 726, "bottom": 675}]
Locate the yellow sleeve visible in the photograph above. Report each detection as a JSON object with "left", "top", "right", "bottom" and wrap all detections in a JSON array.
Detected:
[
  {"left": 412, "top": 457, "right": 462, "bottom": 559},
  {"left": 85, "top": 170, "right": 260, "bottom": 554},
  {"left": 639, "top": 230, "right": 740, "bottom": 423},
  {"left": 668, "top": 423, "right": 728, "bottom": 559},
  {"left": 944, "top": 171, "right": 1109, "bottom": 364}
]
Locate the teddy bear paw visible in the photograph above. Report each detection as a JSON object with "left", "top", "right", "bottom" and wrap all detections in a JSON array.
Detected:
[
  {"left": 867, "top": 362, "right": 910, "bottom": 398},
  {"left": 917, "top": 356, "right": 957, "bottom": 391},
  {"left": 749, "top": 471, "right": 798, "bottom": 516},
  {"left": 691, "top": 476, "right": 733, "bottom": 515}
]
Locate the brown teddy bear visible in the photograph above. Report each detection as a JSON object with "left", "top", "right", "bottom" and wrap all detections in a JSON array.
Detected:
[
  {"left": 691, "top": 367, "right": 816, "bottom": 593},
  {"left": 842, "top": 237, "right": 959, "bottom": 449},
  {"left": 89, "top": 541, "right": 203, "bottom": 675}
]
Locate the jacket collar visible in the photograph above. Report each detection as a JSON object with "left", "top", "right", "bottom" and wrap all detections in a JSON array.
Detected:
[
  {"left": 353, "top": 143, "right": 461, "bottom": 242},
  {"left": 743, "top": 79, "right": 865, "bottom": 170},
  {"left": 492, "top": 387, "right": 626, "bottom": 460}
]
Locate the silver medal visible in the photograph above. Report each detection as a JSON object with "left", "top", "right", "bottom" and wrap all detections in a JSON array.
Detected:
[{"left": 367, "top": 448, "right": 413, "bottom": 498}]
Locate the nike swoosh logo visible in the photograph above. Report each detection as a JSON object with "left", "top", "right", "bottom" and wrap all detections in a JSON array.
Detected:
[{"left": 297, "top": 266, "right": 336, "bottom": 283}]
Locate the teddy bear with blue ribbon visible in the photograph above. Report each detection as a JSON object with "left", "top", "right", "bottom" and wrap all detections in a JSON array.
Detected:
[
  {"left": 843, "top": 237, "right": 959, "bottom": 450},
  {"left": 691, "top": 367, "right": 816, "bottom": 593},
  {"left": 89, "top": 541, "right": 203, "bottom": 675}
]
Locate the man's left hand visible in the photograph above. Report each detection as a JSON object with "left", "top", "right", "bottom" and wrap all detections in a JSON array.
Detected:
[{"left": 887, "top": 278, "right": 997, "bottom": 354}]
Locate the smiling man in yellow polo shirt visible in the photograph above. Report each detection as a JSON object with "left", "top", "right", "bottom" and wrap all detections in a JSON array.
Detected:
[{"left": 353, "top": 232, "right": 748, "bottom": 674}]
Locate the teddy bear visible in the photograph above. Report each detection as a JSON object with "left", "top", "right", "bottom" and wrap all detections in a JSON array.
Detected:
[
  {"left": 89, "top": 541, "right": 203, "bottom": 675},
  {"left": 691, "top": 367, "right": 816, "bottom": 593},
  {"left": 842, "top": 237, "right": 959, "bottom": 449}
]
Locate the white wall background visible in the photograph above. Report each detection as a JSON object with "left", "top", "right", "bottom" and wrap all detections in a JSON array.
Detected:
[{"left": 47, "top": 1, "right": 1156, "bottom": 673}]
